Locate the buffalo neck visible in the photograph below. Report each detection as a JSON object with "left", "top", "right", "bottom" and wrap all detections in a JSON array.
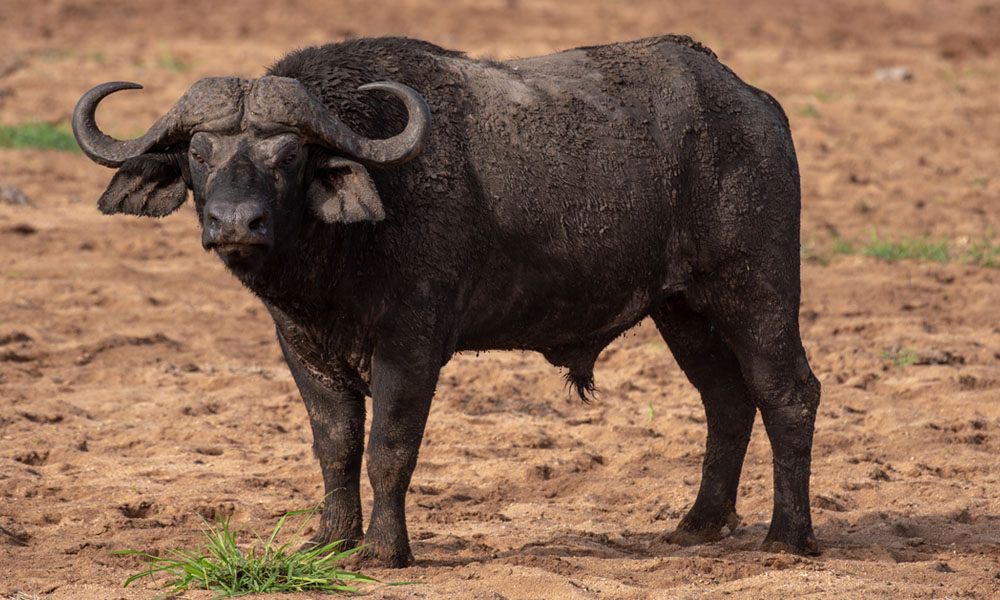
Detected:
[{"left": 233, "top": 217, "right": 380, "bottom": 338}]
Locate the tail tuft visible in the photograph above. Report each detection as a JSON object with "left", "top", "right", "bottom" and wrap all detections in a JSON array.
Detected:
[{"left": 564, "top": 369, "right": 597, "bottom": 404}]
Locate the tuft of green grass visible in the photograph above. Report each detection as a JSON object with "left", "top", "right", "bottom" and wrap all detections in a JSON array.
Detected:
[
  {"left": 0, "top": 122, "right": 79, "bottom": 152},
  {"left": 859, "top": 233, "right": 950, "bottom": 263},
  {"left": 798, "top": 103, "right": 818, "bottom": 117},
  {"left": 880, "top": 347, "right": 918, "bottom": 369},
  {"left": 112, "top": 506, "right": 396, "bottom": 599},
  {"left": 807, "top": 227, "right": 1000, "bottom": 269},
  {"left": 966, "top": 233, "right": 1000, "bottom": 267}
]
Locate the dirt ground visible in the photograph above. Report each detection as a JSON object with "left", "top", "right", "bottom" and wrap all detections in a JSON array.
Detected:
[{"left": 2, "top": 0, "right": 999, "bottom": 598}]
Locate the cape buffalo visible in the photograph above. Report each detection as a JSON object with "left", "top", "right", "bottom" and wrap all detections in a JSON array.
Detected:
[{"left": 73, "top": 35, "right": 821, "bottom": 566}]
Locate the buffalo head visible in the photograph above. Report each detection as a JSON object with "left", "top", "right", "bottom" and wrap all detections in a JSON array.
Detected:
[{"left": 73, "top": 76, "right": 430, "bottom": 269}]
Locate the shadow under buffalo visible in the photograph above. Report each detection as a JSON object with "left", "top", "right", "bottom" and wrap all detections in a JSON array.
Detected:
[{"left": 410, "top": 509, "right": 1000, "bottom": 569}]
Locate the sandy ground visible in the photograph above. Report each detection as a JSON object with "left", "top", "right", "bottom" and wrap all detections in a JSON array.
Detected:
[{"left": 2, "top": 0, "right": 999, "bottom": 598}]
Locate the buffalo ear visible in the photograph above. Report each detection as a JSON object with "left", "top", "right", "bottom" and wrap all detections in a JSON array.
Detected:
[
  {"left": 307, "top": 157, "right": 384, "bottom": 223},
  {"left": 98, "top": 154, "right": 188, "bottom": 217}
]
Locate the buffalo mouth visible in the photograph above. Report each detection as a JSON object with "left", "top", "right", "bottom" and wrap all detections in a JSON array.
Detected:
[{"left": 209, "top": 241, "right": 269, "bottom": 263}]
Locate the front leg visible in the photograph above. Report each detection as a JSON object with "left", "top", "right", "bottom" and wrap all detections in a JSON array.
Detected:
[
  {"left": 277, "top": 332, "right": 366, "bottom": 547},
  {"left": 362, "top": 341, "right": 440, "bottom": 567}
]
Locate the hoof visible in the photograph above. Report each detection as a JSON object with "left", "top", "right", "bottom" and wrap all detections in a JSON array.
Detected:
[
  {"left": 665, "top": 527, "right": 722, "bottom": 546},
  {"left": 666, "top": 511, "right": 741, "bottom": 546},
  {"left": 355, "top": 543, "right": 414, "bottom": 568},
  {"left": 761, "top": 534, "right": 820, "bottom": 556}
]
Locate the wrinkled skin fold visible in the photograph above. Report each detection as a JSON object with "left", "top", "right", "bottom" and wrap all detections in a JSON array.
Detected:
[{"left": 74, "top": 35, "right": 821, "bottom": 567}]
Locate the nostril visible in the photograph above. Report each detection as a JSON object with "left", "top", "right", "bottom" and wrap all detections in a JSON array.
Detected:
[
  {"left": 248, "top": 215, "right": 267, "bottom": 234},
  {"left": 206, "top": 207, "right": 223, "bottom": 228}
]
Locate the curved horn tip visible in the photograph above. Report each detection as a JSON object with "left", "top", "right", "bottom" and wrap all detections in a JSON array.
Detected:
[
  {"left": 79, "top": 81, "right": 145, "bottom": 99},
  {"left": 357, "top": 81, "right": 395, "bottom": 92},
  {"left": 357, "top": 81, "right": 427, "bottom": 102},
  {"left": 106, "top": 81, "right": 143, "bottom": 91},
  {"left": 73, "top": 81, "right": 151, "bottom": 168},
  {"left": 353, "top": 81, "right": 431, "bottom": 167}
]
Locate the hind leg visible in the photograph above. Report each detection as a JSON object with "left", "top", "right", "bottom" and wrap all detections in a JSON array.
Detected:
[
  {"left": 651, "top": 296, "right": 757, "bottom": 544},
  {"left": 687, "top": 270, "right": 821, "bottom": 554}
]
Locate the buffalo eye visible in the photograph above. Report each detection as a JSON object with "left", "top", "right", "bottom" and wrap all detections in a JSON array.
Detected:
[
  {"left": 282, "top": 153, "right": 297, "bottom": 166},
  {"left": 191, "top": 150, "right": 205, "bottom": 164}
]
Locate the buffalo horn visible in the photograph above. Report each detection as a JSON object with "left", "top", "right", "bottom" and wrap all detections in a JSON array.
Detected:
[
  {"left": 73, "top": 78, "right": 247, "bottom": 168},
  {"left": 249, "top": 77, "right": 430, "bottom": 167},
  {"left": 75, "top": 77, "right": 430, "bottom": 169},
  {"left": 348, "top": 81, "right": 431, "bottom": 166},
  {"left": 72, "top": 82, "right": 162, "bottom": 168}
]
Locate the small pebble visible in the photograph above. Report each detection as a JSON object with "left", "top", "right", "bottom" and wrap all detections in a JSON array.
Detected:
[
  {"left": 874, "top": 66, "right": 913, "bottom": 81},
  {"left": 0, "top": 183, "right": 31, "bottom": 205}
]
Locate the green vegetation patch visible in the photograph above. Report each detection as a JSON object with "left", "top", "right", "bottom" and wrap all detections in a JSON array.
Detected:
[
  {"left": 113, "top": 506, "right": 405, "bottom": 599},
  {"left": 0, "top": 122, "right": 79, "bottom": 152},
  {"left": 880, "top": 347, "right": 919, "bottom": 369},
  {"left": 859, "top": 234, "right": 951, "bottom": 263},
  {"left": 804, "top": 227, "right": 1000, "bottom": 268},
  {"left": 965, "top": 235, "right": 1000, "bottom": 267}
]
